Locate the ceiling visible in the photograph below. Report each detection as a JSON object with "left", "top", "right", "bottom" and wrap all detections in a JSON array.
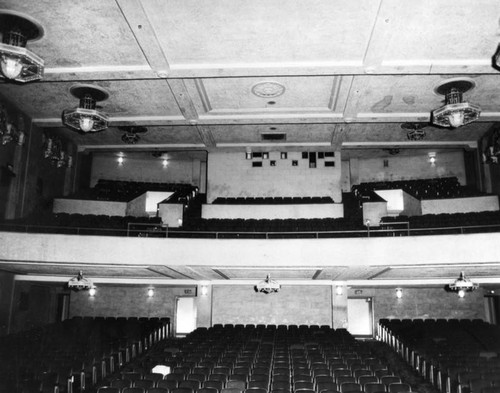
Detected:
[
  {"left": 0, "top": 0, "right": 499, "bottom": 158},
  {"left": 2, "top": 0, "right": 500, "bottom": 285}
]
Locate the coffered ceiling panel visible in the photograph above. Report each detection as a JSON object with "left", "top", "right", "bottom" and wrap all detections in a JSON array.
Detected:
[
  {"left": 185, "top": 77, "right": 346, "bottom": 117},
  {"left": 142, "top": 0, "right": 378, "bottom": 67},
  {"left": 1, "top": 0, "right": 148, "bottom": 69},
  {"left": 383, "top": 0, "right": 499, "bottom": 73}
]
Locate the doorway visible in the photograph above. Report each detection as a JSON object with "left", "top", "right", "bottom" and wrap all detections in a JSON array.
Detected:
[
  {"left": 347, "top": 297, "right": 373, "bottom": 337},
  {"left": 175, "top": 297, "right": 197, "bottom": 336}
]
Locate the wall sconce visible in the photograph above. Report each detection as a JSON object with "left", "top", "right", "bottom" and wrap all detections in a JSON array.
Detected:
[
  {"left": 200, "top": 285, "right": 208, "bottom": 296},
  {"left": 0, "top": 11, "right": 44, "bottom": 82},
  {"left": 335, "top": 285, "right": 343, "bottom": 296},
  {"left": 117, "top": 156, "right": 124, "bottom": 165},
  {"left": 162, "top": 159, "right": 168, "bottom": 168},
  {"left": 395, "top": 288, "right": 403, "bottom": 299},
  {"left": 62, "top": 84, "right": 110, "bottom": 133},
  {"left": 88, "top": 286, "right": 96, "bottom": 297},
  {"left": 428, "top": 152, "right": 436, "bottom": 166},
  {"left": 147, "top": 288, "right": 155, "bottom": 297},
  {"left": 262, "top": 152, "right": 269, "bottom": 159},
  {"left": 245, "top": 148, "right": 252, "bottom": 160}
]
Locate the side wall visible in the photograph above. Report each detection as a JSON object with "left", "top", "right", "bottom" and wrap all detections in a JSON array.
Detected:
[
  {"left": 90, "top": 154, "right": 204, "bottom": 188},
  {"left": 207, "top": 152, "right": 341, "bottom": 203},
  {"left": 355, "top": 151, "right": 466, "bottom": 185}
]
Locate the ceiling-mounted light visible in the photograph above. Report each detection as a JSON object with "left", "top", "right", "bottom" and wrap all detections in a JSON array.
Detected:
[
  {"left": 402, "top": 123, "right": 426, "bottom": 141},
  {"left": 0, "top": 10, "right": 44, "bottom": 82},
  {"left": 431, "top": 78, "right": 480, "bottom": 128},
  {"left": 67, "top": 271, "right": 94, "bottom": 291},
  {"left": 445, "top": 271, "right": 479, "bottom": 297},
  {"left": 254, "top": 274, "right": 280, "bottom": 294},
  {"left": 62, "top": 84, "right": 110, "bottom": 133}
]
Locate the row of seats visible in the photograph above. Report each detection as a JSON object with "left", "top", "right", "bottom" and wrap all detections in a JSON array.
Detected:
[
  {"left": 95, "top": 325, "right": 413, "bottom": 393},
  {"left": 71, "top": 180, "right": 198, "bottom": 203},
  {"left": 352, "top": 177, "right": 485, "bottom": 201},
  {"left": 212, "top": 197, "right": 334, "bottom": 205},
  {"left": 378, "top": 319, "right": 500, "bottom": 393},
  {"left": 1, "top": 317, "right": 169, "bottom": 393},
  {"left": 381, "top": 212, "right": 500, "bottom": 231}
]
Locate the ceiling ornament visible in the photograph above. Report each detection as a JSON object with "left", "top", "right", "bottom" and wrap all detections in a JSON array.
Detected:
[
  {"left": 43, "top": 133, "right": 72, "bottom": 168},
  {"left": 431, "top": 78, "right": 481, "bottom": 128},
  {"left": 251, "top": 81, "right": 286, "bottom": 98},
  {"left": 119, "top": 126, "right": 148, "bottom": 144},
  {"left": 0, "top": 10, "right": 44, "bottom": 83},
  {"left": 254, "top": 274, "right": 281, "bottom": 294},
  {"left": 401, "top": 122, "right": 426, "bottom": 141},
  {"left": 62, "top": 84, "right": 110, "bottom": 133},
  {"left": 0, "top": 104, "right": 25, "bottom": 146},
  {"left": 445, "top": 271, "right": 478, "bottom": 298}
]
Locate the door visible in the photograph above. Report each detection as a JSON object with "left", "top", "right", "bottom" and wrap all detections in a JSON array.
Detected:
[
  {"left": 175, "top": 297, "right": 197, "bottom": 336},
  {"left": 347, "top": 297, "right": 373, "bottom": 337}
]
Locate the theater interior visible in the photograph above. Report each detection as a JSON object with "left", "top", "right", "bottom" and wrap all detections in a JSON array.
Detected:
[{"left": 1, "top": 1, "right": 500, "bottom": 393}]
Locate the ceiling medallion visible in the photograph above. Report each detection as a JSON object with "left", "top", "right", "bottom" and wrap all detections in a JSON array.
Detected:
[{"left": 251, "top": 81, "right": 286, "bottom": 98}]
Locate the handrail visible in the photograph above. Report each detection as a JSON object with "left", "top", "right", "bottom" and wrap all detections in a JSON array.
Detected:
[{"left": 1, "top": 222, "right": 500, "bottom": 239}]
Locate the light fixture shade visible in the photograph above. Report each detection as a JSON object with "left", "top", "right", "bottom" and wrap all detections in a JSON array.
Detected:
[
  {"left": 255, "top": 274, "right": 280, "bottom": 294},
  {"left": 0, "top": 11, "right": 45, "bottom": 82},
  {"left": 67, "top": 270, "right": 94, "bottom": 291},
  {"left": 445, "top": 271, "right": 479, "bottom": 296},
  {"left": 431, "top": 80, "right": 481, "bottom": 128},
  {"left": 63, "top": 84, "right": 110, "bottom": 133}
]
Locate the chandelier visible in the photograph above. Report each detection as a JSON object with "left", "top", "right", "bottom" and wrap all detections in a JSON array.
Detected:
[
  {"left": 0, "top": 104, "right": 25, "bottom": 146},
  {"left": 431, "top": 79, "right": 480, "bottom": 128},
  {"left": 43, "top": 134, "right": 72, "bottom": 168},
  {"left": 254, "top": 274, "right": 281, "bottom": 294},
  {"left": 67, "top": 271, "right": 94, "bottom": 291},
  {"left": 0, "top": 10, "right": 44, "bottom": 83},
  {"left": 445, "top": 271, "right": 478, "bottom": 298},
  {"left": 62, "top": 84, "right": 110, "bottom": 133}
]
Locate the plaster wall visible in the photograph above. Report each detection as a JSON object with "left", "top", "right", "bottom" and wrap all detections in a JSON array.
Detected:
[
  {"left": 201, "top": 203, "right": 344, "bottom": 219},
  {"left": 90, "top": 155, "right": 200, "bottom": 188},
  {"left": 207, "top": 152, "right": 341, "bottom": 203},
  {"left": 211, "top": 285, "right": 333, "bottom": 326},
  {"left": 401, "top": 191, "right": 422, "bottom": 217},
  {"left": 53, "top": 198, "right": 128, "bottom": 216},
  {"left": 421, "top": 195, "right": 499, "bottom": 215},
  {"left": 356, "top": 151, "right": 466, "bottom": 185}
]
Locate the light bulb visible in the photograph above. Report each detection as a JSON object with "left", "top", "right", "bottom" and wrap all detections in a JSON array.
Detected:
[
  {"left": 458, "top": 289, "right": 465, "bottom": 298},
  {"left": 396, "top": 288, "right": 403, "bottom": 299},
  {"left": 117, "top": 156, "right": 124, "bottom": 165},
  {"left": 1, "top": 56, "right": 23, "bottom": 79},
  {"left": 448, "top": 111, "right": 465, "bottom": 128},
  {"left": 147, "top": 288, "right": 155, "bottom": 297},
  {"left": 89, "top": 287, "right": 96, "bottom": 297},
  {"left": 79, "top": 116, "right": 94, "bottom": 132},
  {"left": 162, "top": 159, "right": 168, "bottom": 167}
]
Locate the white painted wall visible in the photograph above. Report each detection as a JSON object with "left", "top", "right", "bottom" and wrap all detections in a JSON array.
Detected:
[
  {"left": 53, "top": 199, "right": 128, "bottom": 216},
  {"left": 201, "top": 203, "right": 344, "bottom": 219},
  {"left": 90, "top": 154, "right": 203, "bottom": 188},
  {"left": 421, "top": 195, "right": 499, "bottom": 215},
  {"left": 356, "top": 151, "right": 466, "bottom": 185},
  {"left": 207, "top": 151, "right": 341, "bottom": 203}
]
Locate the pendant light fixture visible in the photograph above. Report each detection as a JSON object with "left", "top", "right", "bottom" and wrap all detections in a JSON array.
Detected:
[
  {"left": 431, "top": 78, "right": 481, "bottom": 128},
  {"left": 62, "top": 84, "right": 110, "bottom": 133},
  {"left": 0, "top": 10, "right": 44, "bottom": 83}
]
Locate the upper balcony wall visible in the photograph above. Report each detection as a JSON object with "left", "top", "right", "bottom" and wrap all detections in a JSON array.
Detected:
[{"left": 2, "top": 231, "right": 500, "bottom": 269}]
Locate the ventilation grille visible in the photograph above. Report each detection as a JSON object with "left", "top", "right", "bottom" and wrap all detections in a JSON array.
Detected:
[{"left": 261, "top": 133, "right": 286, "bottom": 141}]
